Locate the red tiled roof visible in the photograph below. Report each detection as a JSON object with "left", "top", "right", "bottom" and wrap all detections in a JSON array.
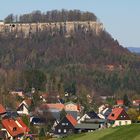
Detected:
[
  {"left": 77, "top": 104, "right": 81, "bottom": 111},
  {"left": 16, "top": 118, "right": 30, "bottom": 133},
  {"left": 66, "top": 114, "right": 77, "bottom": 126},
  {"left": 0, "top": 104, "right": 6, "bottom": 115},
  {"left": 108, "top": 108, "right": 123, "bottom": 120},
  {"left": 41, "top": 93, "right": 49, "bottom": 99},
  {"left": 133, "top": 100, "right": 140, "bottom": 104},
  {"left": 2, "top": 119, "right": 24, "bottom": 137},
  {"left": 41, "top": 103, "right": 64, "bottom": 110},
  {"left": 117, "top": 100, "right": 124, "bottom": 105},
  {"left": 133, "top": 100, "right": 140, "bottom": 106}
]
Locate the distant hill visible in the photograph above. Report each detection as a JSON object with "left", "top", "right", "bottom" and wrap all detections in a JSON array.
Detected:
[
  {"left": 127, "top": 47, "right": 140, "bottom": 53},
  {"left": 0, "top": 10, "right": 140, "bottom": 101}
]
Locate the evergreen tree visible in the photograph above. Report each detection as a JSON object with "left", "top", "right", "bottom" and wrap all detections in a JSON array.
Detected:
[
  {"left": 123, "top": 94, "right": 131, "bottom": 107},
  {"left": 22, "top": 115, "right": 30, "bottom": 127},
  {"left": 60, "top": 109, "right": 67, "bottom": 120},
  {"left": 39, "top": 128, "right": 46, "bottom": 140}
]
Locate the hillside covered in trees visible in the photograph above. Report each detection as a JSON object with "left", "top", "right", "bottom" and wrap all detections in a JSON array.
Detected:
[{"left": 0, "top": 10, "right": 140, "bottom": 105}]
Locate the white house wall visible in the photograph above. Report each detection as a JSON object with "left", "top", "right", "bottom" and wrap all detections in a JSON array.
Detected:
[
  {"left": 77, "top": 114, "right": 90, "bottom": 124},
  {"left": 17, "top": 105, "right": 29, "bottom": 115},
  {"left": 113, "top": 120, "right": 132, "bottom": 127}
]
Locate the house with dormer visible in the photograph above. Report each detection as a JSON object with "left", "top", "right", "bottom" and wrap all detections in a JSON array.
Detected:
[
  {"left": 54, "top": 114, "right": 77, "bottom": 135},
  {"left": 107, "top": 107, "right": 131, "bottom": 127},
  {"left": 1, "top": 118, "right": 30, "bottom": 140}
]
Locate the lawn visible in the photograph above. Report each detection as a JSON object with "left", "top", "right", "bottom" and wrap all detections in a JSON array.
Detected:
[{"left": 59, "top": 124, "right": 140, "bottom": 140}]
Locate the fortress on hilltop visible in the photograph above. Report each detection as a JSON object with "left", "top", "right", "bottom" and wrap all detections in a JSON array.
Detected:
[{"left": 0, "top": 21, "right": 104, "bottom": 37}]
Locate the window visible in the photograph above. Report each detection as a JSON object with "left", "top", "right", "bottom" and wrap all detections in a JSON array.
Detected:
[
  {"left": 111, "top": 114, "right": 114, "bottom": 117},
  {"left": 58, "top": 129, "right": 61, "bottom": 133},
  {"left": 64, "top": 129, "right": 67, "bottom": 133},
  {"left": 62, "top": 123, "right": 65, "bottom": 126},
  {"left": 13, "top": 127, "right": 17, "bottom": 131}
]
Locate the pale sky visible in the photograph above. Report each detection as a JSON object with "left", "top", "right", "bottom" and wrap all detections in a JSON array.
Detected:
[{"left": 0, "top": 0, "right": 140, "bottom": 47}]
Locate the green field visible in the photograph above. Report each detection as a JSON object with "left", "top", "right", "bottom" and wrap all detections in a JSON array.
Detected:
[{"left": 59, "top": 124, "right": 140, "bottom": 140}]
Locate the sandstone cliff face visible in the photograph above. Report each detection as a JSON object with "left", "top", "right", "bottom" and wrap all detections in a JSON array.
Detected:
[{"left": 0, "top": 21, "right": 104, "bottom": 37}]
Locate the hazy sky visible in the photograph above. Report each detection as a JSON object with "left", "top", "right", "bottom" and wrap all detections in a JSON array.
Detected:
[{"left": 0, "top": 0, "right": 140, "bottom": 47}]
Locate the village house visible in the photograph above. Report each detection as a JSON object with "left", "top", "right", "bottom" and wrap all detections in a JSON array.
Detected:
[
  {"left": 75, "top": 122, "right": 100, "bottom": 133},
  {"left": 17, "top": 99, "right": 32, "bottom": 115},
  {"left": 10, "top": 90, "right": 25, "bottom": 98},
  {"left": 38, "top": 102, "right": 81, "bottom": 121},
  {"left": 0, "top": 20, "right": 4, "bottom": 25},
  {"left": 65, "top": 102, "right": 80, "bottom": 112},
  {"left": 30, "top": 116, "right": 46, "bottom": 125},
  {"left": 38, "top": 103, "right": 65, "bottom": 121},
  {"left": 98, "top": 107, "right": 112, "bottom": 119},
  {"left": 44, "top": 92, "right": 60, "bottom": 103},
  {"left": 100, "top": 96, "right": 114, "bottom": 102},
  {"left": 132, "top": 100, "right": 140, "bottom": 107},
  {"left": 6, "top": 108, "right": 19, "bottom": 119},
  {"left": 107, "top": 107, "right": 131, "bottom": 127},
  {"left": 0, "top": 104, "right": 6, "bottom": 117},
  {"left": 76, "top": 110, "right": 106, "bottom": 131},
  {"left": 78, "top": 111, "right": 100, "bottom": 124},
  {"left": 40, "top": 93, "right": 49, "bottom": 102},
  {"left": 64, "top": 101, "right": 81, "bottom": 119},
  {"left": 54, "top": 114, "right": 77, "bottom": 135},
  {"left": 80, "top": 118, "right": 107, "bottom": 129},
  {"left": 98, "top": 104, "right": 106, "bottom": 114},
  {"left": 1, "top": 118, "right": 30, "bottom": 140},
  {"left": 116, "top": 100, "right": 124, "bottom": 106}
]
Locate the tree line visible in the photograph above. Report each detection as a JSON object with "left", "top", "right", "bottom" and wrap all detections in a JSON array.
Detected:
[{"left": 4, "top": 9, "right": 97, "bottom": 23}]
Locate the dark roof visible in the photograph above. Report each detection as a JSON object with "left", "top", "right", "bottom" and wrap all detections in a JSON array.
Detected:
[
  {"left": 75, "top": 123, "right": 99, "bottom": 129},
  {"left": 0, "top": 131, "right": 6, "bottom": 139},
  {"left": 83, "top": 119, "right": 106, "bottom": 123},
  {"left": 101, "top": 108, "right": 112, "bottom": 118},
  {"left": 5, "top": 111, "right": 19, "bottom": 118},
  {"left": 31, "top": 117, "right": 46, "bottom": 124},
  {"left": 12, "top": 88, "right": 24, "bottom": 92},
  {"left": 86, "top": 111, "right": 100, "bottom": 119}
]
